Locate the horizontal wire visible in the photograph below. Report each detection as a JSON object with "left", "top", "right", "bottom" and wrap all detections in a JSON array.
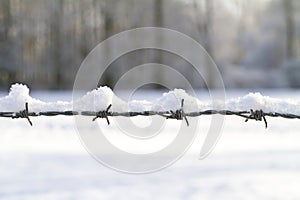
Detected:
[
  {"left": 3, "top": 110, "right": 300, "bottom": 119},
  {"left": 0, "top": 101, "right": 299, "bottom": 128}
]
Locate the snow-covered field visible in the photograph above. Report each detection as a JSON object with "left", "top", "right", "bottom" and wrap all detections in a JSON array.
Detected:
[{"left": 1, "top": 86, "right": 300, "bottom": 200}]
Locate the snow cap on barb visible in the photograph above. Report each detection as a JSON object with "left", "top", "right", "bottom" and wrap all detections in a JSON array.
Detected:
[
  {"left": 0, "top": 83, "right": 71, "bottom": 112},
  {"left": 2, "top": 84, "right": 300, "bottom": 114},
  {"left": 0, "top": 83, "right": 31, "bottom": 111},
  {"left": 74, "top": 86, "right": 126, "bottom": 112},
  {"left": 9, "top": 83, "right": 30, "bottom": 98},
  {"left": 227, "top": 92, "right": 266, "bottom": 111},
  {"left": 154, "top": 88, "right": 202, "bottom": 112},
  {"left": 227, "top": 92, "right": 300, "bottom": 114}
]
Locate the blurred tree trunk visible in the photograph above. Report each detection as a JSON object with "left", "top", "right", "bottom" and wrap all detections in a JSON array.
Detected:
[
  {"left": 0, "top": 0, "right": 16, "bottom": 86},
  {"left": 92, "top": 0, "right": 100, "bottom": 40},
  {"left": 0, "top": 0, "right": 10, "bottom": 41},
  {"left": 283, "top": 0, "right": 295, "bottom": 60},
  {"left": 204, "top": 0, "right": 214, "bottom": 89},
  {"left": 99, "top": 0, "right": 114, "bottom": 87},
  {"left": 154, "top": 0, "right": 163, "bottom": 28},
  {"left": 154, "top": 0, "right": 164, "bottom": 88},
  {"left": 0, "top": 1, "right": 12, "bottom": 64},
  {"left": 193, "top": 0, "right": 215, "bottom": 88},
  {"left": 50, "top": 0, "right": 63, "bottom": 89}
]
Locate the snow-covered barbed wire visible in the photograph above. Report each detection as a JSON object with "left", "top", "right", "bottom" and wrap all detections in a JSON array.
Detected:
[{"left": 1, "top": 84, "right": 300, "bottom": 127}]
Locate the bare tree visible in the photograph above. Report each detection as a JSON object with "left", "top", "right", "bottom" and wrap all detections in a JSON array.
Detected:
[
  {"left": 193, "top": 0, "right": 215, "bottom": 88},
  {"left": 0, "top": 0, "right": 16, "bottom": 85},
  {"left": 98, "top": 0, "right": 115, "bottom": 87},
  {"left": 283, "top": 0, "right": 295, "bottom": 60},
  {"left": 49, "top": 0, "right": 64, "bottom": 89},
  {"left": 154, "top": 0, "right": 164, "bottom": 88}
]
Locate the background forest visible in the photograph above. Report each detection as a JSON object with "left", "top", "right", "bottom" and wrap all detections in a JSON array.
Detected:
[{"left": 0, "top": 0, "right": 299, "bottom": 89}]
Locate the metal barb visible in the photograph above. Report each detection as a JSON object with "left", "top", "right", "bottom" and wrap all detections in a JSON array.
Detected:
[
  {"left": 92, "top": 104, "right": 112, "bottom": 125},
  {"left": 166, "top": 99, "right": 189, "bottom": 126},
  {"left": 245, "top": 109, "right": 267, "bottom": 128},
  {"left": 12, "top": 102, "right": 33, "bottom": 126}
]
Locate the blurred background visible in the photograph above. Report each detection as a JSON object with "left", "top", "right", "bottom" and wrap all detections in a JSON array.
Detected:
[
  {"left": 0, "top": 0, "right": 300, "bottom": 90},
  {"left": 1, "top": 1, "right": 300, "bottom": 199}
]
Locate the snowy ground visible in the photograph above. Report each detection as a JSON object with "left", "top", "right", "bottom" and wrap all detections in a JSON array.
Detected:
[{"left": 1, "top": 89, "right": 300, "bottom": 200}]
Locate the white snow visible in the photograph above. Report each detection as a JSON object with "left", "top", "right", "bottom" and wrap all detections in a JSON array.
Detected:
[
  {"left": 227, "top": 92, "right": 300, "bottom": 114},
  {"left": 1, "top": 87, "right": 300, "bottom": 199},
  {"left": 1, "top": 84, "right": 300, "bottom": 115},
  {"left": 0, "top": 84, "right": 72, "bottom": 112}
]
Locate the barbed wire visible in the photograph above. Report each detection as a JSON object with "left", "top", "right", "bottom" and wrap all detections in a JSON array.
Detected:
[{"left": 1, "top": 100, "right": 300, "bottom": 128}]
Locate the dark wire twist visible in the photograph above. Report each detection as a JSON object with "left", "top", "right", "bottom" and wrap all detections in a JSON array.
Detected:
[
  {"left": 166, "top": 99, "right": 189, "bottom": 126},
  {"left": 92, "top": 104, "right": 112, "bottom": 125},
  {"left": 245, "top": 109, "right": 268, "bottom": 128},
  {"left": 11, "top": 102, "right": 33, "bottom": 126}
]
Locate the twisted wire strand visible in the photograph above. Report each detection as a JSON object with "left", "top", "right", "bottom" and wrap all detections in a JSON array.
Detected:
[{"left": 0, "top": 100, "right": 299, "bottom": 128}]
